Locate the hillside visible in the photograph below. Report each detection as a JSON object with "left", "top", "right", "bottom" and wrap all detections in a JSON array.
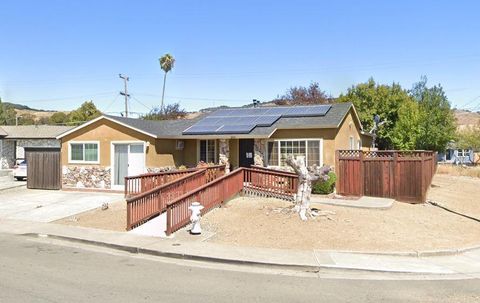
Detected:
[{"left": 454, "top": 109, "right": 480, "bottom": 129}]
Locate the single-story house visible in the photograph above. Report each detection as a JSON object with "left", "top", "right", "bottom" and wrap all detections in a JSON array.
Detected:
[
  {"left": 438, "top": 148, "right": 476, "bottom": 165},
  {"left": 56, "top": 102, "right": 372, "bottom": 189},
  {"left": 0, "top": 125, "right": 73, "bottom": 169}
]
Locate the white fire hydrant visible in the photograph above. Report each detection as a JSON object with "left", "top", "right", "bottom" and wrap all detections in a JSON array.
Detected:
[{"left": 189, "top": 202, "right": 204, "bottom": 235}]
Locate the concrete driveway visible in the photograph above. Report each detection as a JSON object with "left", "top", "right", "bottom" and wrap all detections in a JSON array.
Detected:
[{"left": 0, "top": 188, "right": 123, "bottom": 222}]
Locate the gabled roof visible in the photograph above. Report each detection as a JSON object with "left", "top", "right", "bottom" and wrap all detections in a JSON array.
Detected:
[
  {"left": 56, "top": 102, "right": 364, "bottom": 140},
  {"left": 0, "top": 125, "right": 74, "bottom": 139},
  {"left": 55, "top": 114, "right": 200, "bottom": 139}
]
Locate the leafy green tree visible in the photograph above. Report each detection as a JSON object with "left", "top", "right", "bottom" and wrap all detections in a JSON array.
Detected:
[
  {"left": 272, "top": 82, "right": 331, "bottom": 105},
  {"left": 456, "top": 124, "right": 480, "bottom": 152},
  {"left": 338, "top": 78, "right": 415, "bottom": 149},
  {"left": 68, "top": 101, "right": 102, "bottom": 125},
  {"left": 0, "top": 98, "right": 17, "bottom": 125},
  {"left": 391, "top": 101, "right": 421, "bottom": 150},
  {"left": 48, "top": 112, "right": 69, "bottom": 125},
  {"left": 159, "top": 53, "right": 175, "bottom": 112},
  {"left": 142, "top": 102, "right": 187, "bottom": 121},
  {"left": 409, "top": 77, "right": 456, "bottom": 152}
]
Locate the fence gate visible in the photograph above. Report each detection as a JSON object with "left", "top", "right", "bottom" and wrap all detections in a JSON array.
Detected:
[{"left": 25, "top": 147, "right": 62, "bottom": 190}]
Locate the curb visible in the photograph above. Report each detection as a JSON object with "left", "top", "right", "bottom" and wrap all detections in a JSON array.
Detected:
[
  {"left": 0, "top": 183, "right": 27, "bottom": 192},
  {"left": 22, "top": 232, "right": 479, "bottom": 275},
  {"left": 314, "top": 244, "right": 480, "bottom": 258}
]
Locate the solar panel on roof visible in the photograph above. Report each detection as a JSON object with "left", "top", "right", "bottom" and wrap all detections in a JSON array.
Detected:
[
  {"left": 216, "top": 124, "right": 255, "bottom": 134},
  {"left": 255, "top": 115, "right": 281, "bottom": 126},
  {"left": 183, "top": 105, "right": 332, "bottom": 135},
  {"left": 195, "top": 117, "right": 226, "bottom": 126},
  {"left": 264, "top": 108, "right": 289, "bottom": 115},
  {"left": 284, "top": 105, "right": 331, "bottom": 117},
  {"left": 183, "top": 125, "right": 220, "bottom": 135}
]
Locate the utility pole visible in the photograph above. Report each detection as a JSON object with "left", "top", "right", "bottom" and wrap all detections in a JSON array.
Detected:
[{"left": 119, "top": 74, "right": 130, "bottom": 117}]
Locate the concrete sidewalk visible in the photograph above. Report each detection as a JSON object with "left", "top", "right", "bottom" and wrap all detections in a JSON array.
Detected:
[{"left": 0, "top": 218, "right": 479, "bottom": 277}]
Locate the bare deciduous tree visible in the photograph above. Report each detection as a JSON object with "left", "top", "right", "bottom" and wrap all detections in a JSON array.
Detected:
[{"left": 286, "top": 155, "right": 331, "bottom": 221}]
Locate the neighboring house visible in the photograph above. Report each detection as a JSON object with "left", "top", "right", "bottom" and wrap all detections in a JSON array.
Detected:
[
  {"left": 438, "top": 147, "right": 475, "bottom": 165},
  {"left": 0, "top": 125, "right": 73, "bottom": 169},
  {"left": 56, "top": 102, "right": 372, "bottom": 189}
]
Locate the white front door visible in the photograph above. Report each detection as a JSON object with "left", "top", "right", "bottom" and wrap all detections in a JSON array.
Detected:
[
  {"left": 113, "top": 143, "right": 145, "bottom": 187},
  {"left": 128, "top": 144, "right": 145, "bottom": 176}
]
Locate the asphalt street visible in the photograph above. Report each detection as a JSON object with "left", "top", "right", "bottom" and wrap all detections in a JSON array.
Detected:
[{"left": 0, "top": 233, "right": 479, "bottom": 303}]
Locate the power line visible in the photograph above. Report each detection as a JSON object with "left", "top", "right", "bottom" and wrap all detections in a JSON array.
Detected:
[
  {"left": 102, "top": 94, "right": 121, "bottom": 113},
  {"left": 130, "top": 95, "right": 152, "bottom": 111}
]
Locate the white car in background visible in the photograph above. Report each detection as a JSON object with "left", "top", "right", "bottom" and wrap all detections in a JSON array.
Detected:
[{"left": 13, "top": 160, "right": 27, "bottom": 181}]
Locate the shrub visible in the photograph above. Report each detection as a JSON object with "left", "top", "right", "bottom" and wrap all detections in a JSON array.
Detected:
[{"left": 312, "top": 171, "right": 336, "bottom": 194}]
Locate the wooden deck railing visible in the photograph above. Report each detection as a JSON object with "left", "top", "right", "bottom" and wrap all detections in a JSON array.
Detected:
[
  {"left": 244, "top": 167, "right": 298, "bottom": 200},
  {"left": 126, "top": 165, "right": 226, "bottom": 230},
  {"left": 124, "top": 168, "right": 198, "bottom": 197}
]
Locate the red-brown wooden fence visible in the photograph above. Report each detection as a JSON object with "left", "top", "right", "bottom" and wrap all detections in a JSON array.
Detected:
[{"left": 336, "top": 150, "right": 437, "bottom": 203}]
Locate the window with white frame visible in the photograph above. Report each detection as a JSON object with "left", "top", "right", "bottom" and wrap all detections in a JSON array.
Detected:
[
  {"left": 267, "top": 139, "right": 322, "bottom": 167},
  {"left": 199, "top": 140, "right": 216, "bottom": 163},
  {"left": 357, "top": 139, "right": 362, "bottom": 150},
  {"left": 69, "top": 142, "right": 99, "bottom": 163},
  {"left": 349, "top": 136, "right": 355, "bottom": 150},
  {"left": 457, "top": 149, "right": 469, "bottom": 158}
]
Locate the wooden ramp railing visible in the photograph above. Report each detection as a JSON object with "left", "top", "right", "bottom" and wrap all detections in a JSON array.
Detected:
[
  {"left": 166, "top": 168, "right": 245, "bottom": 235},
  {"left": 126, "top": 165, "right": 299, "bottom": 235},
  {"left": 165, "top": 167, "right": 298, "bottom": 235},
  {"left": 126, "top": 165, "right": 226, "bottom": 230},
  {"left": 125, "top": 168, "right": 198, "bottom": 197}
]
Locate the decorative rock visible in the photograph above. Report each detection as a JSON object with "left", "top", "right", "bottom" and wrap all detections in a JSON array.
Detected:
[
  {"left": 254, "top": 139, "right": 266, "bottom": 166},
  {"left": 63, "top": 165, "right": 112, "bottom": 189}
]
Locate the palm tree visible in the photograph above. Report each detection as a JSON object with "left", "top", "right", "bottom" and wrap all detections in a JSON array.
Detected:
[{"left": 159, "top": 54, "right": 175, "bottom": 113}]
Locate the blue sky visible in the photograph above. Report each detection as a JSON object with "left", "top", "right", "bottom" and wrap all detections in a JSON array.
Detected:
[{"left": 1, "top": 0, "right": 480, "bottom": 115}]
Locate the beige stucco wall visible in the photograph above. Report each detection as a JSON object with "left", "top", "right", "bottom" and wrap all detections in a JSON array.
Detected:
[
  {"left": 182, "top": 139, "right": 197, "bottom": 167},
  {"left": 61, "top": 118, "right": 177, "bottom": 168}
]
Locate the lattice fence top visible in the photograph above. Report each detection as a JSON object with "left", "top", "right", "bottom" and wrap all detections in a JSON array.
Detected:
[
  {"left": 363, "top": 151, "right": 394, "bottom": 159},
  {"left": 338, "top": 150, "right": 360, "bottom": 158},
  {"left": 338, "top": 150, "right": 436, "bottom": 160}
]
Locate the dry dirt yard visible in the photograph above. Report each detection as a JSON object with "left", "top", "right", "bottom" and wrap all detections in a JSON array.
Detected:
[
  {"left": 201, "top": 174, "right": 480, "bottom": 252},
  {"left": 56, "top": 200, "right": 126, "bottom": 232},
  {"left": 57, "top": 174, "right": 480, "bottom": 252}
]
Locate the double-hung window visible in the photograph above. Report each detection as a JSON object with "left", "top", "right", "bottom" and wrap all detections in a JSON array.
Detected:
[
  {"left": 69, "top": 142, "right": 99, "bottom": 163},
  {"left": 199, "top": 140, "right": 216, "bottom": 163},
  {"left": 267, "top": 139, "right": 322, "bottom": 167}
]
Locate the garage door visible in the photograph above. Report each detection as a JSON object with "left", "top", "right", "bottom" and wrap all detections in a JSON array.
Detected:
[{"left": 25, "top": 147, "right": 61, "bottom": 190}]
